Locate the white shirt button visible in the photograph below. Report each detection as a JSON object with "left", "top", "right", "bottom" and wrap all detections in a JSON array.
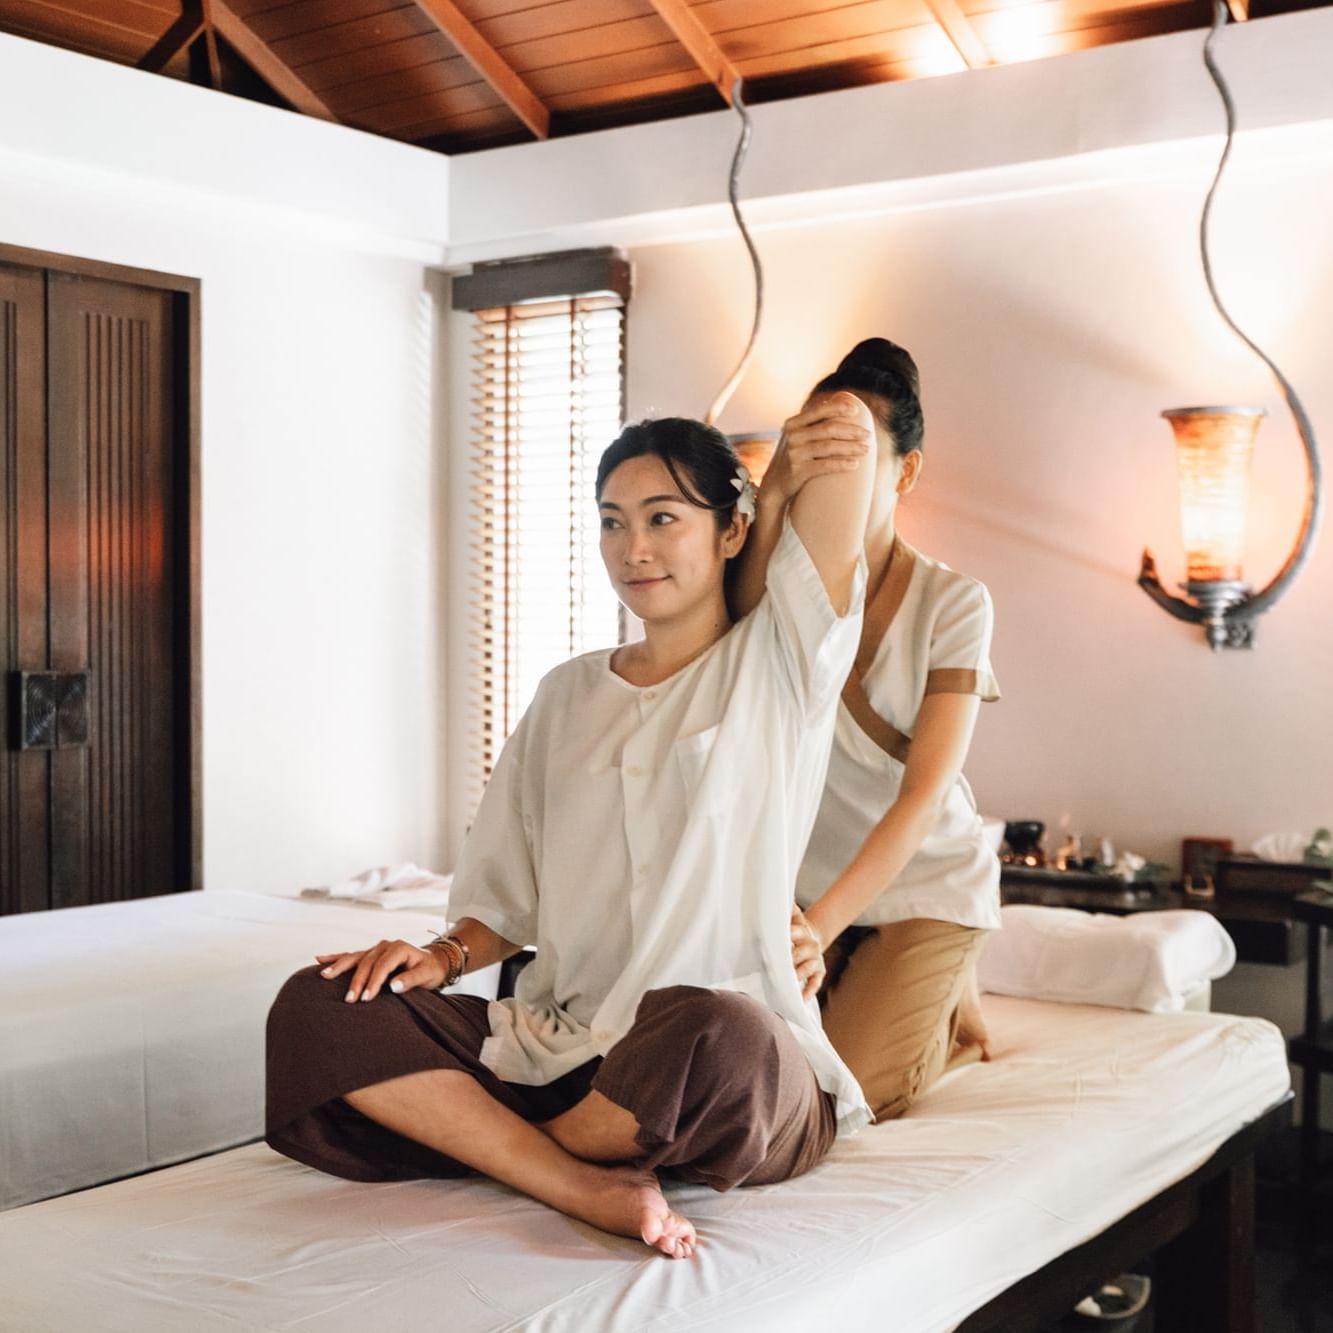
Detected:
[
  {"left": 625, "top": 765, "right": 644, "bottom": 778},
  {"left": 635, "top": 864, "right": 648, "bottom": 877},
  {"left": 642, "top": 690, "right": 656, "bottom": 702}
]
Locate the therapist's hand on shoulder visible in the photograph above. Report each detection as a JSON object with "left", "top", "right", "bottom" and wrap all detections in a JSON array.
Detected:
[
  {"left": 315, "top": 939, "right": 446, "bottom": 1004},
  {"left": 765, "top": 398, "right": 872, "bottom": 507},
  {"left": 790, "top": 906, "right": 827, "bottom": 1001}
]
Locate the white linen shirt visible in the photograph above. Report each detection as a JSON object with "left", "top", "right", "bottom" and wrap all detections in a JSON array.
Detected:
[
  {"left": 449, "top": 520, "right": 872, "bottom": 1136},
  {"left": 797, "top": 538, "right": 1002, "bottom": 931}
]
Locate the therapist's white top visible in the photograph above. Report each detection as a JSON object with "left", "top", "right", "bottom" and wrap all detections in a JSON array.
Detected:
[
  {"left": 450, "top": 519, "right": 873, "bottom": 1136},
  {"left": 797, "top": 536, "right": 1002, "bottom": 931}
]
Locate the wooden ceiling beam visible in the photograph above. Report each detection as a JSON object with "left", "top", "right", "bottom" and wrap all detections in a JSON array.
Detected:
[
  {"left": 210, "top": 0, "right": 340, "bottom": 122},
  {"left": 137, "top": 4, "right": 204, "bottom": 74},
  {"left": 923, "top": 0, "right": 994, "bottom": 69},
  {"left": 645, "top": 0, "right": 741, "bottom": 105},
  {"left": 412, "top": 0, "right": 550, "bottom": 139},
  {"left": 192, "top": 0, "right": 222, "bottom": 90}
]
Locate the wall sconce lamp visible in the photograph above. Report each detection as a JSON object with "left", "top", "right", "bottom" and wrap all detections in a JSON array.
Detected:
[{"left": 1138, "top": 1, "right": 1322, "bottom": 650}]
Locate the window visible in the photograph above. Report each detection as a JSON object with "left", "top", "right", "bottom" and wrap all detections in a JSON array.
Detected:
[{"left": 456, "top": 251, "right": 630, "bottom": 798}]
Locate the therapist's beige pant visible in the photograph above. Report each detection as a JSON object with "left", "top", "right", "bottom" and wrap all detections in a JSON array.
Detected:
[{"left": 820, "top": 918, "right": 990, "bottom": 1124}]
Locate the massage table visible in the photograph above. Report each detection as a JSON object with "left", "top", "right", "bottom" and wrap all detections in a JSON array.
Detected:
[
  {"left": 0, "top": 994, "right": 1289, "bottom": 1332},
  {"left": 0, "top": 890, "right": 497, "bottom": 1211}
]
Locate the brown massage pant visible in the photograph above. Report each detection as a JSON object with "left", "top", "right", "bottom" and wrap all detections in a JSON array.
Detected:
[{"left": 266, "top": 969, "right": 835, "bottom": 1192}]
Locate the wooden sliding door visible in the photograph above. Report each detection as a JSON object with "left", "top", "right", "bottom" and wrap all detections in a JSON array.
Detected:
[
  {"left": 0, "top": 249, "right": 199, "bottom": 914},
  {"left": 0, "top": 262, "right": 50, "bottom": 913}
]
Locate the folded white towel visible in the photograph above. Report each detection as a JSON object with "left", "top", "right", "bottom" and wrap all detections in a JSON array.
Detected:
[
  {"left": 977, "top": 905, "right": 1236, "bottom": 1013},
  {"left": 301, "top": 865, "right": 453, "bottom": 911}
]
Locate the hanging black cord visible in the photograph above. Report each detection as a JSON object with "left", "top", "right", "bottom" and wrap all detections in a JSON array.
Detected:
[
  {"left": 1200, "top": 0, "right": 1321, "bottom": 620},
  {"left": 705, "top": 79, "right": 764, "bottom": 427}
]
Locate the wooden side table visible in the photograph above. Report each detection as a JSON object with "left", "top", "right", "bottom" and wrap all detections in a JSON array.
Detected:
[{"left": 1289, "top": 889, "right": 1333, "bottom": 1197}]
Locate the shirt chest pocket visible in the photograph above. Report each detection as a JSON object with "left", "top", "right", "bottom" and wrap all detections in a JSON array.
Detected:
[
  {"left": 673, "top": 724, "right": 721, "bottom": 794},
  {"left": 671, "top": 722, "right": 767, "bottom": 811}
]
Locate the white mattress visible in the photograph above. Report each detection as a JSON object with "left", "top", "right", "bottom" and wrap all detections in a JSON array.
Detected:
[
  {"left": 0, "top": 996, "right": 1288, "bottom": 1333},
  {"left": 0, "top": 890, "right": 496, "bottom": 1210}
]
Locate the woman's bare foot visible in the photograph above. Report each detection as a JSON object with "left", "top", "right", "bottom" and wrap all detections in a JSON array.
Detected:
[{"left": 570, "top": 1164, "right": 697, "bottom": 1259}]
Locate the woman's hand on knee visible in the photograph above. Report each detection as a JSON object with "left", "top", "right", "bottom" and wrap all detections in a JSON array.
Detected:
[
  {"left": 790, "top": 907, "right": 827, "bottom": 1002},
  {"left": 314, "top": 940, "right": 446, "bottom": 1003}
]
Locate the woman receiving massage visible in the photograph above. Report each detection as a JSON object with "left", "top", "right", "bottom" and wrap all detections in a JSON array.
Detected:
[
  {"left": 265, "top": 393, "right": 878, "bottom": 1260},
  {"left": 740, "top": 338, "right": 1002, "bottom": 1124}
]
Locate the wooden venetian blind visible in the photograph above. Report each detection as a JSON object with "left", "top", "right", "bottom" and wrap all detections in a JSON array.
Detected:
[{"left": 468, "top": 292, "right": 626, "bottom": 793}]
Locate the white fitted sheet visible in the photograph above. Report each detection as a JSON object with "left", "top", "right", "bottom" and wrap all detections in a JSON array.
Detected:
[
  {"left": 0, "top": 996, "right": 1288, "bottom": 1333},
  {"left": 0, "top": 891, "right": 496, "bottom": 1210}
]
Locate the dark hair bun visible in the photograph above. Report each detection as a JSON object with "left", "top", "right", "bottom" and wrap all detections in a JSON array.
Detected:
[
  {"left": 838, "top": 338, "right": 921, "bottom": 399},
  {"left": 811, "top": 337, "right": 925, "bottom": 456}
]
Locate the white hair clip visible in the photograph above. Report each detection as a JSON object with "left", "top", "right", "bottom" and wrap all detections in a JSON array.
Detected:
[{"left": 730, "top": 464, "right": 757, "bottom": 521}]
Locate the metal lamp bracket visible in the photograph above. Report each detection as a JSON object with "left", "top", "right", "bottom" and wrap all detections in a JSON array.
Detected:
[{"left": 1137, "top": 0, "right": 1322, "bottom": 651}]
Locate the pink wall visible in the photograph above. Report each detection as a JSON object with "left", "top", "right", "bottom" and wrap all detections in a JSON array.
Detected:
[{"left": 626, "top": 151, "right": 1333, "bottom": 870}]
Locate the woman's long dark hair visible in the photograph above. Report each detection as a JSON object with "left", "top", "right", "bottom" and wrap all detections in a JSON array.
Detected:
[
  {"left": 596, "top": 418, "right": 743, "bottom": 530},
  {"left": 812, "top": 337, "right": 923, "bottom": 456}
]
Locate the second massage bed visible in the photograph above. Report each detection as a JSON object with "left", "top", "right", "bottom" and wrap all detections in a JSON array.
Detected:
[{"left": 0, "top": 890, "right": 499, "bottom": 1210}]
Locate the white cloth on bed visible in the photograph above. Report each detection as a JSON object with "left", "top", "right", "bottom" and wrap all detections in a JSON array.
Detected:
[
  {"left": 451, "top": 518, "right": 872, "bottom": 1134},
  {"left": 0, "top": 891, "right": 499, "bottom": 1210},
  {"left": 977, "top": 903, "right": 1237, "bottom": 1012},
  {"left": 300, "top": 863, "right": 453, "bottom": 909},
  {"left": 0, "top": 997, "right": 1288, "bottom": 1333}
]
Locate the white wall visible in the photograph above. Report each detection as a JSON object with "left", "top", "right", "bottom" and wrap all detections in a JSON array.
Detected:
[
  {"left": 0, "top": 33, "right": 453, "bottom": 892},
  {"left": 623, "top": 158, "right": 1333, "bottom": 866}
]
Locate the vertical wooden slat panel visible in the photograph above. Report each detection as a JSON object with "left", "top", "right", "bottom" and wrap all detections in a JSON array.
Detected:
[
  {"left": 90, "top": 310, "right": 103, "bottom": 902},
  {"left": 117, "top": 313, "right": 127, "bottom": 896},
  {"left": 96, "top": 310, "right": 108, "bottom": 903},
  {"left": 149, "top": 300, "right": 176, "bottom": 888},
  {"left": 47, "top": 280, "right": 91, "bottom": 908},
  {"left": 96, "top": 309, "right": 109, "bottom": 905},
  {"left": 129, "top": 317, "right": 139, "bottom": 893},
  {"left": 0, "top": 296, "right": 11, "bottom": 908},
  {"left": 0, "top": 263, "right": 52, "bottom": 914},
  {"left": 115, "top": 313, "right": 127, "bottom": 901},
  {"left": 47, "top": 274, "right": 183, "bottom": 907}
]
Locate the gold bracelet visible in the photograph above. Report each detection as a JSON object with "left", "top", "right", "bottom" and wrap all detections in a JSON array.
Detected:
[{"left": 426, "top": 934, "right": 468, "bottom": 987}]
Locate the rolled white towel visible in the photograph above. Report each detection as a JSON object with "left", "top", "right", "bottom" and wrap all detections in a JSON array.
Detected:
[{"left": 977, "top": 904, "right": 1236, "bottom": 1013}]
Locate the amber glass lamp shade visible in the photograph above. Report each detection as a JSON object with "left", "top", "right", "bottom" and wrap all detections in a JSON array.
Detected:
[
  {"left": 727, "top": 432, "right": 779, "bottom": 487},
  {"left": 1162, "top": 406, "right": 1264, "bottom": 584}
]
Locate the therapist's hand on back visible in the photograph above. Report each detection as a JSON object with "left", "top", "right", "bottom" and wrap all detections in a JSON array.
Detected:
[{"left": 790, "top": 906, "right": 827, "bottom": 1002}]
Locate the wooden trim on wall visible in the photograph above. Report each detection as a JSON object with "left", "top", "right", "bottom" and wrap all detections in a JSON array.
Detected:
[
  {"left": 0, "top": 245, "right": 201, "bottom": 300},
  {"left": 0, "top": 240, "right": 203, "bottom": 893},
  {"left": 179, "top": 283, "right": 204, "bottom": 894}
]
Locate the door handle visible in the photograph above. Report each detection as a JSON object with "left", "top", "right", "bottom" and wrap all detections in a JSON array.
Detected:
[{"left": 9, "top": 671, "right": 90, "bottom": 750}]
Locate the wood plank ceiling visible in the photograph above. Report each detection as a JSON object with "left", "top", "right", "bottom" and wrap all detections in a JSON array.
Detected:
[{"left": 0, "top": 0, "right": 1322, "bottom": 154}]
